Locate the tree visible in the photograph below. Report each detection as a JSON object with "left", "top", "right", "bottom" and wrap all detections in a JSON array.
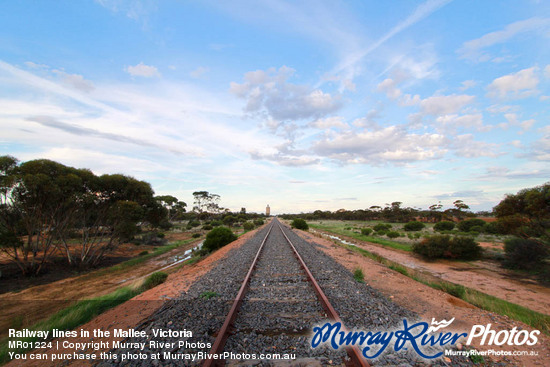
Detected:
[
  {"left": 494, "top": 183, "right": 550, "bottom": 239},
  {"left": 155, "top": 195, "right": 187, "bottom": 221},
  {"left": 0, "top": 156, "right": 159, "bottom": 274},
  {"left": 192, "top": 191, "right": 222, "bottom": 215}
]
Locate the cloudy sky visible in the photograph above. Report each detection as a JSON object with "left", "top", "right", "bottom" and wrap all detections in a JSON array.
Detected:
[{"left": 1, "top": 0, "right": 549, "bottom": 214}]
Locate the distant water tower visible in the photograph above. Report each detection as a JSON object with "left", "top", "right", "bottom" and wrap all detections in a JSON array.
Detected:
[{"left": 266, "top": 204, "right": 270, "bottom": 216}]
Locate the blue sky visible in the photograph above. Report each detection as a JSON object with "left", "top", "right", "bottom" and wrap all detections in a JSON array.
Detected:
[{"left": 1, "top": 0, "right": 549, "bottom": 214}]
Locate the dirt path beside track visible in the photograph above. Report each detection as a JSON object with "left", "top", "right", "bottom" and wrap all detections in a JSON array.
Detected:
[{"left": 310, "top": 229, "right": 550, "bottom": 316}]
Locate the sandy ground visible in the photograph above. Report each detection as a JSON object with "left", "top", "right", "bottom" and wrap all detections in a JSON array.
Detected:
[
  {"left": 5, "top": 227, "right": 262, "bottom": 367},
  {"left": 310, "top": 229, "right": 550, "bottom": 316},
  {"left": 294, "top": 229, "right": 550, "bottom": 367}
]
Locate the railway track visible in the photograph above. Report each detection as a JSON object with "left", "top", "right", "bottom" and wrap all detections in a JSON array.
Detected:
[
  {"left": 99, "top": 219, "right": 468, "bottom": 366},
  {"left": 204, "top": 219, "right": 367, "bottom": 366}
]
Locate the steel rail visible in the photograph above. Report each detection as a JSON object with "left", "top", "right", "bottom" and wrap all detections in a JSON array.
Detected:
[
  {"left": 277, "top": 222, "right": 369, "bottom": 367},
  {"left": 202, "top": 222, "right": 274, "bottom": 367},
  {"left": 202, "top": 219, "right": 368, "bottom": 367}
]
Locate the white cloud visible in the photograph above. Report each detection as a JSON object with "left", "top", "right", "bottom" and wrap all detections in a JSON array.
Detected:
[
  {"left": 459, "top": 80, "right": 477, "bottom": 91},
  {"left": 125, "top": 62, "right": 161, "bottom": 77},
  {"left": 459, "top": 17, "right": 550, "bottom": 62},
  {"left": 312, "top": 126, "right": 447, "bottom": 164},
  {"left": 24, "top": 61, "right": 49, "bottom": 69},
  {"left": 95, "top": 0, "right": 157, "bottom": 24},
  {"left": 420, "top": 94, "right": 475, "bottom": 115},
  {"left": 452, "top": 134, "right": 500, "bottom": 158},
  {"left": 310, "top": 117, "right": 349, "bottom": 130},
  {"left": 488, "top": 67, "right": 539, "bottom": 99},
  {"left": 190, "top": 66, "right": 209, "bottom": 79},
  {"left": 332, "top": 0, "right": 451, "bottom": 81},
  {"left": 377, "top": 78, "right": 402, "bottom": 99},
  {"left": 230, "top": 66, "right": 342, "bottom": 121},
  {"left": 53, "top": 70, "right": 95, "bottom": 93},
  {"left": 545, "top": 65, "right": 550, "bottom": 78},
  {"left": 435, "top": 113, "right": 484, "bottom": 133}
]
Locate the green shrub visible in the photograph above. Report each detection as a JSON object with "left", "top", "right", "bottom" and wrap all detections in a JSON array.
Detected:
[
  {"left": 202, "top": 224, "right": 213, "bottom": 230},
  {"left": 374, "top": 223, "right": 392, "bottom": 232},
  {"left": 141, "top": 272, "right": 168, "bottom": 291},
  {"left": 291, "top": 218, "right": 309, "bottom": 230},
  {"left": 457, "top": 218, "right": 486, "bottom": 232},
  {"left": 243, "top": 221, "right": 255, "bottom": 231},
  {"left": 386, "top": 231, "right": 400, "bottom": 239},
  {"left": 434, "top": 221, "right": 455, "bottom": 231},
  {"left": 223, "top": 215, "right": 237, "bottom": 226},
  {"left": 448, "top": 236, "right": 482, "bottom": 260},
  {"left": 376, "top": 230, "right": 388, "bottom": 236},
  {"left": 138, "top": 250, "right": 149, "bottom": 256},
  {"left": 353, "top": 268, "right": 364, "bottom": 283},
  {"left": 361, "top": 228, "right": 373, "bottom": 236},
  {"left": 504, "top": 238, "right": 549, "bottom": 270},
  {"left": 413, "top": 235, "right": 450, "bottom": 259},
  {"left": 158, "top": 220, "right": 173, "bottom": 230},
  {"left": 192, "top": 233, "right": 201, "bottom": 238},
  {"left": 413, "top": 235, "right": 482, "bottom": 260},
  {"left": 189, "top": 220, "right": 201, "bottom": 228},
  {"left": 404, "top": 221, "right": 425, "bottom": 231},
  {"left": 254, "top": 219, "right": 265, "bottom": 226},
  {"left": 156, "top": 232, "right": 165, "bottom": 238},
  {"left": 211, "top": 220, "right": 223, "bottom": 227},
  {"left": 203, "top": 226, "right": 237, "bottom": 252},
  {"left": 470, "top": 225, "right": 485, "bottom": 233}
]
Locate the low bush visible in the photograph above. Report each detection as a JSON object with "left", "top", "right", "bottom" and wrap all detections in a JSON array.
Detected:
[
  {"left": 413, "top": 235, "right": 449, "bottom": 259},
  {"left": 203, "top": 226, "right": 237, "bottom": 252},
  {"left": 504, "top": 238, "right": 549, "bottom": 270},
  {"left": 210, "top": 220, "right": 223, "bottom": 227},
  {"left": 353, "top": 268, "right": 364, "bottom": 283},
  {"left": 413, "top": 235, "right": 482, "bottom": 260},
  {"left": 291, "top": 218, "right": 309, "bottom": 230},
  {"left": 188, "top": 220, "right": 201, "bottom": 228},
  {"left": 386, "top": 231, "right": 400, "bottom": 239},
  {"left": 361, "top": 228, "right": 373, "bottom": 236},
  {"left": 243, "top": 221, "right": 255, "bottom": 231},
  {"left": 202, "top": 224, "right": 213, "bottom": 230},
  {"left": 434, "top": 221, "right": 455, "bottom": 231},
  {"left": 254, "top": 219, "right": 265, "bottom": 226},
  {"left": 470, "top": 225, "right": 485, "bottom": 233},
  {"left": 448, "top": 236, "right": 482, "bottom": 260},
  {"left": 374, "top": 223, "right": 392, "bottom": 232},
  {"left": 457, "top": 218, "right": 486, "bottom": 232},
  {"left": 404, "top": 221, "right": 425, "bottom": 231},
  {"left": 192, "top": 233, "right": 201, "bottom": 238}
]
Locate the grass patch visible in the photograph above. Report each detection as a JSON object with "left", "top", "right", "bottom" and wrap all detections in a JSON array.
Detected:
[
  {"left": 388, "top": 264, "right": 409, "bottom": 276},
  {"left": 0, "top": 286, "right": 140, "bottom": 365},
  {"left": 331, "top": 239, "right": 550, "bottom": 335},
  {"left": 140, "top": 271, "right": 168, "bottom": 291},
  {"left": 310, "top": 223, "right": 412, "bottom": 252},
  {"left": 199, "top": 291, "right": 219, "bottom": 299},
  {"left": 353, "top": 268, "right": 365, "bottom": 283}
]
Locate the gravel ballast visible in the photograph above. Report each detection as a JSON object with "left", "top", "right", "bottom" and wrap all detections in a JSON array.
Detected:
[{"left": 97, "top": 219, "right": 474, "bottom": 366}]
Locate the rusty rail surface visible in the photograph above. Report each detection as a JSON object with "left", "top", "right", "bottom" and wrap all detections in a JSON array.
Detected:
[
  {"left": 277, "top": 222, "right": 368, "bottom": 367},
  {"left": 202, "top": 219, "right": 368, "bottom": 367},
  {"left": 202, "top": 221, "right": 274, "bottom": 367}
]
